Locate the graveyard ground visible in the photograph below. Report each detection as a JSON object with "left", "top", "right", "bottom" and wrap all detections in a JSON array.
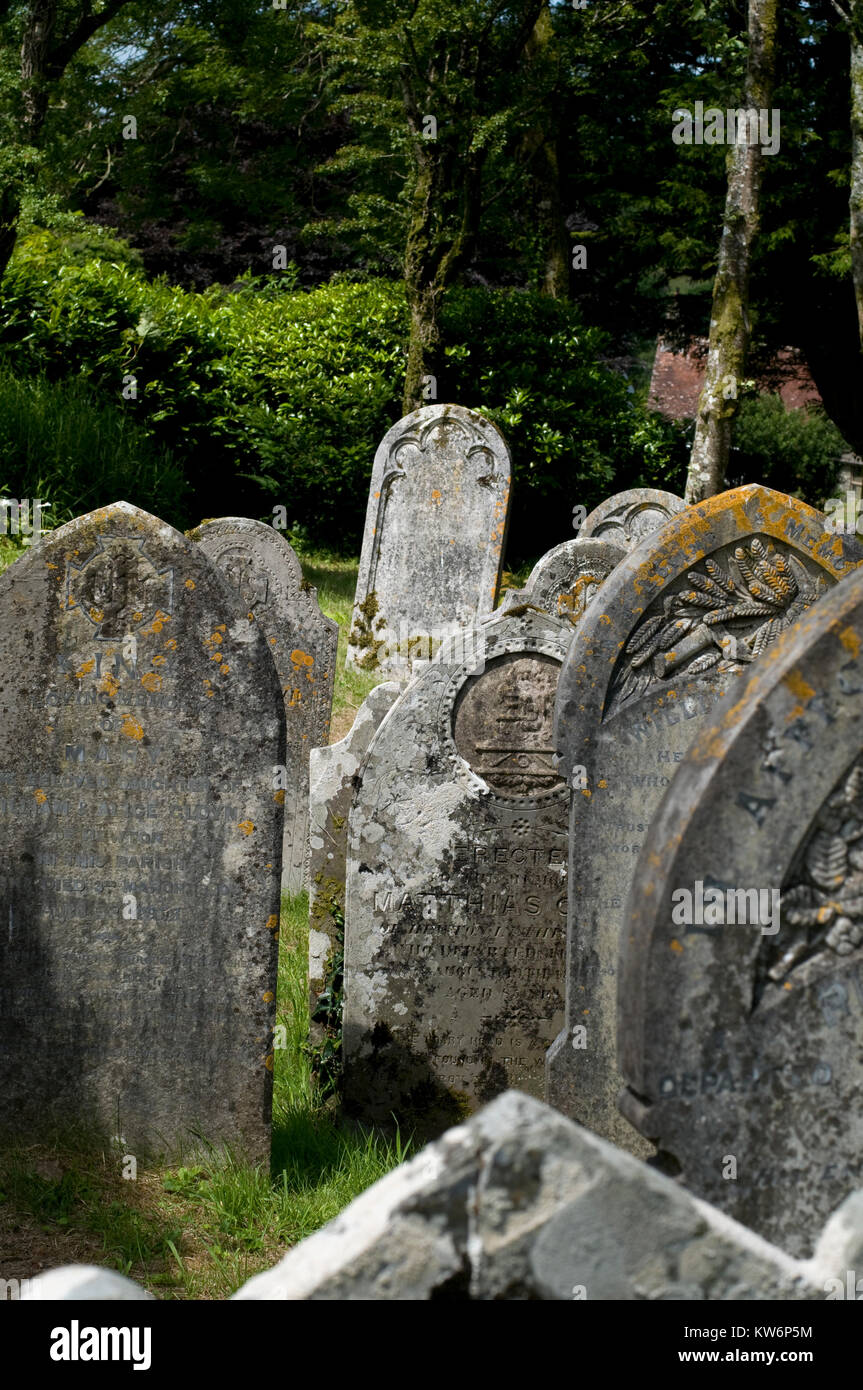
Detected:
[{"left": 0, "top": 538, "right": 530, "bottom": 1298}]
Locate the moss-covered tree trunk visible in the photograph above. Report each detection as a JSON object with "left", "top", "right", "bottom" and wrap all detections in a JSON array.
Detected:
[
  {"left": 685, "top": 0, "right": 778, "bottom": 504},
  {"left": 851, "top": 0, "right": 863, "bottom": 350},
  {"left": 402, "top": 139, "right": 483, "bottom": 414},
  {"left": 523, "top": 3, "right": 568, "bottom": 299}
]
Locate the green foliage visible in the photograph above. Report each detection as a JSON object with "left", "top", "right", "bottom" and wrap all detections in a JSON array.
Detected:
[
  {"left": 0, "top": 230, "right": 688, "bottom": 558},
  {"left": 729, "top": 394, "right": 848, "bottom": 506},
  {"left": 0, "top": 366, "right": 189, "bottom": 528}
]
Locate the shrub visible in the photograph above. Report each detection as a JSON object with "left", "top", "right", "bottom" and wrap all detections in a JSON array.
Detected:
[
  {"left": 727, "top": 393, "right": 848, "bottom": 506},
  {"left": 0, "top": 226, "right": 689, "bottom": 558}
]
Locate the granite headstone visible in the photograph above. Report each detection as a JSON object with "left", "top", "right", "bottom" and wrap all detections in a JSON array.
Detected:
[
  {"left": 308, "top": 681, "right": 400, "bottom": 1034},
  {"left": 192, "top": 517, "right": 337, "bottom": 894},
  {"left": 579, "top": 487, "right": 687, "bottom": 550},
  {"left": 500, "top": 537, "right": 626, "bottom": 624},
  {"left": 343, "top": 606, "right": 571, "bottom": 1132},
  {"left": 346, "top": 405, "right": 511, "bottom": 679},
  {"left": 548, "top": 484, "right": 863, "bottom": 1152},
  {"left": 619, "top": 563, "right": 863, "bottom": 1256},
  {"left": 0, "top": 503, "right": 285, "bottom": 1160}
]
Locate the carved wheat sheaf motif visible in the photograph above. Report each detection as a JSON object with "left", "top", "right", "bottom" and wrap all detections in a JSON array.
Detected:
[
  {"left": 764, "top": 761, "right": 863, "bottom": 985},
  {"left": 606, "top": 538, "right": 824, "bottom": 717}
]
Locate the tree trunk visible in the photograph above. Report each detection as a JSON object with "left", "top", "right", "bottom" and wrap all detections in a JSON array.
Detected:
[
  {"left": 685, "top": 0, "right": 778, "bottom": 503},
  {"left": 524, "top": 3, "right": 568, "bottom": 299},
  {"left": 850, "top": 0, "right": 863, "bottom": 350}
]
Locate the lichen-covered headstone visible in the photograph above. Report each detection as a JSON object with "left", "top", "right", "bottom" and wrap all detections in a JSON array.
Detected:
[
  {"left": 578, "top": 488, "right": 687, "bottom": 550},
  {"left": 343, "top": 607, "right": 571, "bottom": 1133},
  {"left": 308, "top": 681, "right": 400, "bottom": 1035},
  {"left": 0, "top": 503, "right": 285, "bottom": 1160},
  {"left": 619, "top": 563, "right": 863, "bottom": 1256},
  {"left": 346, "top": 405, "right": 511, "bottom": 679},
  {"left": 548, "top": 485, "right": 863, "bottom": 1153},
  {"left": 500, "top": 537, "right": 625, "bottom": 624},
  {"left": 192, "top": 517, "right": 337, "bottom": 894}
]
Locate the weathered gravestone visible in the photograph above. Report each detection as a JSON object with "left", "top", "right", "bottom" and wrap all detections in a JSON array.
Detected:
[
  {"left": 346, "top": 404, "right": 511, "bottom": 679},
  {"left": 578, "top": 487, "right": 687, "bottom": 549},
  {"left": 500, "top": 537, "right": 626, "bottom": 624},
  {"left": 308, "top": 681, "right": 400, "bottom": 1036},
  {"left": 343, "top": 607, "right": 571, "bottom": 1132},
  {"left": 618, "top": 562, "right": 863, "bottom": 1256},
  {"left": 548, "top": 484, "right": 863, "bottom": 1153},
  {"left": 192, "top": 517, "right": 337, "bottom": 894},
  {"left": 0, "top": 503, "right": 285, "bottom": 1160}
]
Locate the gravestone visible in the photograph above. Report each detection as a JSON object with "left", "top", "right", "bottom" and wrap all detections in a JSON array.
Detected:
[
  {"left": 618, "top": 563, "right": 863, "bottom": 1256},
  {"left": 579, "top": 488, "right": 687, "bottom": 549},
  {"left": 308, "top": 681, "right": 400, "bottom": 1034},
  {"left": 548, "top": 484, "right": 863, "bottom": 1153},
  {"left": 346, "top": 404, "right": 511, "bottom": 679},
  {"left": 0, "top": 502, "right": 285, "bottom": 1160},
  {"left": 192, "top": 517, "right": 337, "bottom": 894},
  {"left": 343, "top": 607, "right": 571, "bottom": 1132},
  {"left": 500, "top": 537, "right": 625, "bottom": 624}
]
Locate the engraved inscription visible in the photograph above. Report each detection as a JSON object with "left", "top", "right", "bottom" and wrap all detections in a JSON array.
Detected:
[{"left": 67, "top": 534, "right": 173, "bottom": 639}]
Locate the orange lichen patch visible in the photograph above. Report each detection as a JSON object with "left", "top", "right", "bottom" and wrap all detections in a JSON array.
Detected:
[
  {"left": 99, "top": 673, "right": 120, "bottom": 698},
  {"left": 163, "top": 639, "right": 177, "bottom": 652},
  {"left": 132, "top": 611, "right": 144, "bottom": 622},
  {"left": 141, "top": 672, "right": 162, "bottom": 692},
  {"left": 269, "top": 637, "right": 277, "bottom": 646},
  {"left": 151, "top": 654, "right": 166, "bottom": 666},
  {"left": 784, "top": 670, "right": 815, "bottom": 704},
  {"left": 121, "top": 714, "right": 144, "bottom": 740},
  {"left": 75, "top": 659, "right": 95, "bottom": 679},
  {"left": 89, "top": 608, "right": 104, "bottom": 623},
  {"left": 185, "top": 579, "right": 196, "bottom": 590},
  {"left": 34, "top": 789, "right": 47, "bottom": 804},
  {"left": 264, "top": 1052, "right": 274, "bottom": 1072},
  {"left": 670, "top": 938, "right": 683, "bottom": 953},
  {"left": 581, "top": 788, "right": 591, "bottom": 798},
  {"left": 839, "top": 626, "right": 861, "bottom": 658},
  {"left": 265, "top": 915, "right": 278, "bottom": 931},
  {"left": 220, "top": 664, "right": 230, "bottom": 675},
  {"left": 238, "top": 819, "right": 254, "bottom": 836},
  {"left": 46, "top": 562, "right": 57, "bottom": 569},
  {"left": 784, "top": 981, "right": 793, "bottom": 991},
  {"left": 146, "top": 610, "right": 171, "bottom": 635},
  {"left": 202, "top": 678, "right": 215, "bottom": 699},
  {"left": 274, "top": 790, "right": 285, "bottom": 805},
  {"left": 262, "top": 991, "right": 275, "bottom": 1004},
  {"left": 431, "top": 489, "right": 442, "bottom": 504},
  {"left": 597, "top": 779, "right": 608, "bottom": 789},
  {"left": 290, "top": 649, "right": 315, "bottom": 680}
]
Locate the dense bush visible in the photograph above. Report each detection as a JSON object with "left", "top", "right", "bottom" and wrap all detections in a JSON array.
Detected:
[
  {"left": 728, "top": 393, "right": 847, "bottom": 506},
  {"left": 0, "top": 227, "right": 689, "bottom": 558}
]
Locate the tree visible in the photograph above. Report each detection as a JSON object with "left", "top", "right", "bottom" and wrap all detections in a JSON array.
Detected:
[
  {"left": 315, "top": 0, "right": 544, "bottom": 413},
  {"left": 685, "top": 0, "right": 779, "bottom": 503},
  {"left": 0, "top": 0, "right": 143, "bottom": 287}
]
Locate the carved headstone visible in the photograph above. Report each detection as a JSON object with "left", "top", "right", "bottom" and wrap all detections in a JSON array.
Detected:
[
  {"left": 579, "top": 488, "right": 687, "bottom": 550},
  {"left": 500, "top": 538, "right": 626, "bottom": 624},
  {"left": 619, "top": 563, "right": 863, "bottom": 1256},
  {"left": 346, "top": 405, "right": 511, "bottom": 679},
  {"left": 343, "top": 607, "right": 571, "bottom": 1132},
  {"left": 0, "top": 503, "right": 285, "bottom": 1160},
  {"left": 548, "top": 485, "right": 863, "bottom": 1152},
  {"left": 308, "top": 681, "right": 400, "bottom": 1034},
  {"left": 192, "top": 517, "right": 337, "bottom": 894}
]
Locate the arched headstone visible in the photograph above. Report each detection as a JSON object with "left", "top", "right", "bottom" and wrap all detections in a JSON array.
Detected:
[
  {"left": 346, "top": 405, "right": 511, "bottom": 679},
  {"left": 548, "top": 485, "right": 863, "bottom": 1152},
  {"left": 192, "top": 517, "right": 337, "bottom": 894},
  {"left": 0, "top": 503, "right": 285, "bottom": 1160},
  {"left": 619, "top": 563, "right": 863, "bottom": 1256}
]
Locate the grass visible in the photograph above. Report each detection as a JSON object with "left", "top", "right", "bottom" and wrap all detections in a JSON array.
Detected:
[
  {"left": 0, "top": 539, "right": 533, "bottom": 1298},
  {"left": 0, "top": 892, "right": 408, "bottom": 1299}
]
